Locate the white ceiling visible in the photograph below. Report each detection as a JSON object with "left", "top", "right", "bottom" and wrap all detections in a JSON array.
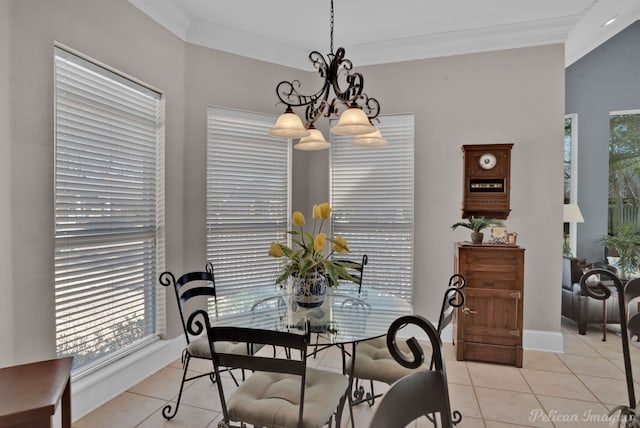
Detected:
[{"left": 129, "top": 0, "right": 640, "bottom": 70}]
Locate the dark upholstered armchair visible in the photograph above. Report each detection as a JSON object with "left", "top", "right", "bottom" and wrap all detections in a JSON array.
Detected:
[{"left": 561, "top": 256, "right": 621, "bottom": 335}]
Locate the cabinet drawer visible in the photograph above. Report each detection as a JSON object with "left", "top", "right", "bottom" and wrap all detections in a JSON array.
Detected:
[
  {"left": 465, "top": 276, "right": 519, "bottom": 290},
  {"left": 461, "top": 249, "right": 520, "bottom": 266}
]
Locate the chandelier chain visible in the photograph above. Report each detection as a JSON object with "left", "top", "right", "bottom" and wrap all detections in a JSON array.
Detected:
[{"left": 330, "top": 0, "right": 334, "bottom": 54}]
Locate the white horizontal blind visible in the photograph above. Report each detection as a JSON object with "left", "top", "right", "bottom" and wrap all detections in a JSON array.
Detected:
[
  {"left": 331, "top": 114, "right": 414, "bottom": 302},
  {"left": 207, "top": 107, "right": 289, "bottom": 317},
  {"left": 54, "top": 47, "right": 162, "bottom": 373}
]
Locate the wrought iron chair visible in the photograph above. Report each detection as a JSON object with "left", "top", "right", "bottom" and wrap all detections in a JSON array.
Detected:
[
  {"left": 159, "top": 263, "right": 258, "bottom": 420},
  {"left": 334, "top": 254, "right": 368, "bottom": 294},
  {"left": 369, "top": 315, "right": 455, "bottom": 428},
  {"left": 347, "top": 274, "right": 465, "bottom": 411},
  {"left": 580, "top": 269, "right": 638, "bottom": 426},
  {"left": 187, "top": 311, "right": 349, "bottom": 428}
]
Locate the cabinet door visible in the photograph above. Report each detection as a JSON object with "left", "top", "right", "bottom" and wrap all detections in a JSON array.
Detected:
[{"left": 459, "top": 288, "right": 521, "bottom": 346}]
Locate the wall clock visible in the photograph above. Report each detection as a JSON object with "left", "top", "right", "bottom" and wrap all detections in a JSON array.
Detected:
[
  {"left": 479, "top": 153, "right": 497, "bottom": 170},
  {"left": 461, "top": 143, "right": 513, "bottom": 219}
]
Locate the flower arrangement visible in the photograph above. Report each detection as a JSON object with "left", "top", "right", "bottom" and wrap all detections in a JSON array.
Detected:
[{"left": 269, "top": 202, "right": 357, "bottom": 287}]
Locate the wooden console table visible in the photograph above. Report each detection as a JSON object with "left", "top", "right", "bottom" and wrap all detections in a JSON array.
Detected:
[{"left": 0, "top": 357, "right": 73, "bottom": 428}]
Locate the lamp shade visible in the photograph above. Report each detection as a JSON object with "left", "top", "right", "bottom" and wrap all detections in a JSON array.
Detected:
[
  {"left": 351, "top": 128, "right": 387, "bottom": 147},
  {"left": 269, "top": 110, "right": 310, "bottom": 138},
  {"left": 563, "top": 204, "right": 584, "bottom": 223},
  {"left": 294, "top": 128, "right": 330, "bottom": 151},
  {"left": 330, "top": 107, "right": 376, "bottom": 135}
]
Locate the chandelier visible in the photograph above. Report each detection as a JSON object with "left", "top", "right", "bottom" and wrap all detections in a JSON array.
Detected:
[{"left": 268, "top": 0, "right": 387, "bottom": 150}]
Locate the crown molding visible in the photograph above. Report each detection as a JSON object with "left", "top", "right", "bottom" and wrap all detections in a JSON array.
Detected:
[
  {"left": 129, "top": 0, "right": 191, "bottom": 41},
  {"left": 186, "top": 15, "right": 579, "bottom": 70},
  {"left": 186, "top": 18, "right": 313, "bottom": 70},
  {"left": 347, "top": 15, "right": 578, "bottom": 66},
  {"left": 128, "top": 1, "right": 582, "bottom": 70}
]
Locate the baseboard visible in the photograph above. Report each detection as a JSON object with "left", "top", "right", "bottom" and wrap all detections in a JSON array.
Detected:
[
  {"left": 70, "top": 336, "right": 185, "bottom": 421},
  {"left": 522, "top": 328, "right": 564, "bottom": 353}
]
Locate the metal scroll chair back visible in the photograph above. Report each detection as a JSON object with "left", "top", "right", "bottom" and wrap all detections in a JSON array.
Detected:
[
  {"left": 158, "top": 262, "right": 242, "bottom": 420},
  {"left": 161, "top": 262, "right": 218, "bottom": 344},
  {"left": 335, "top": 254, "right": 368, "bottom": 294},
  {"left": 187, "top": 312, "right": 349, "bottom": 428},
  {"left": 369, "top": 315, "right": 454, "bottom": 428},
  {"left": 432, "top": 274, "right": 465, "bottom": 372},
  {"left": 580, "top": 269, "right": 636, "bottom": 422},
  {"left": 437, "top": 274, "right": 466, "bottom": 336}
]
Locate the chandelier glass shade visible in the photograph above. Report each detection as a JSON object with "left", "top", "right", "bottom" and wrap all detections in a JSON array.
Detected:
[
  {"left": 351, "top": 129, "right": 388, "bottom": 147},
  {"left": 294, "top": 127, "right": 331, "bottom": 151},
  {"left": 269, "top": 0, "right": 386, "bottom": 150},
  {"left": 268, "top": 107, "right": 310, "bottom": 138},
  {"left": 330, "top": 107, "right": 377, "bottom": 135}
]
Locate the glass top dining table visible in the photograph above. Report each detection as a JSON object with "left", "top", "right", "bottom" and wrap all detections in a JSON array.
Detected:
[
  {"left": 214, "top": 284, "right": 414, "bottom": 347},
  {"left": 212, "top": 284, "right": 413, "bottom": 428}
]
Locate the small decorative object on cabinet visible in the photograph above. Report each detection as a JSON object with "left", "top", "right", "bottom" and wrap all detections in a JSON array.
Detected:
[
  {"left": 461, "top": 143, "right": 513, "bottom": 219},
  {"left": 450, "top": 216, "right": 501, "bottom": 245},
  {"left": 454, "top": 242, "right": 525, "bottom": 367}
]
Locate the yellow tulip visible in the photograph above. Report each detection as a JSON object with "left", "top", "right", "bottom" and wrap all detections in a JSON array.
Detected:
[
  {"left": 332, "top": 236, "right": 350, "bottom": 254},
  {"left": 314, "top": 233, "right": 326, "bottom": 253},
  {"left": 312, "top": 204, "right": 321, "bottom": 220},
  {"left": 292, "top": 211, "right": 305, "bottom": 226},
  {"left": 319, "top": 202, "right": 331, "bottom": 220},
  {"left": 268, "top": 242, "right": 283, "bottom": 258}
]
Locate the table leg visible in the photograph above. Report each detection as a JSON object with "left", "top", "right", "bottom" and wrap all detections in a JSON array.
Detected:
[
  {"left": 62, "top": 376, "right": 71, "bottom": 428},
  {"left": 335, "top": 343, "right": 356, "bottom": 428}
]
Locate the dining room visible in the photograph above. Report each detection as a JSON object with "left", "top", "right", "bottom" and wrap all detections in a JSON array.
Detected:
[{"left": 3, "top": 0, "right": 639, "bottom": 426}]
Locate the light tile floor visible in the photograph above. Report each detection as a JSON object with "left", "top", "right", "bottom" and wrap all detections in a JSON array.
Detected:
[{"left": 74, "top": 318, "right": 639, "bottom": 427}]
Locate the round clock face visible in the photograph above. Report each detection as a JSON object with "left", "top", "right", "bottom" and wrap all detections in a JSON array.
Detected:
[{"left": 479, "top": 153, "right": 497, "bottom": 170}]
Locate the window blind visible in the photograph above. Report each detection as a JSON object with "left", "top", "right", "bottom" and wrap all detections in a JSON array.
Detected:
[
  {"left": 54, "top": 47, "right": 163, "bottom": 373},
  {"left": 206, "top": 107, "right": 289, "bottom": 317},
  {"left": 330, "top": 114, "right": 415, "bottom": 302}
]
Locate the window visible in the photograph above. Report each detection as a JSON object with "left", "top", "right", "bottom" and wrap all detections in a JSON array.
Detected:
[
  {"left": 609, "top": 110, "right": 640, "bottom": 233},
  {"left": 564, "top": 114, "right": 579, "bottom": 256},
  {"left": 54, "top": 47, "right": 164, "bottom": 374},
  {"left": 330, "top": 114, "right": 414, "bottom": 302},
  {"left": 206, "top": 107, "right": 289, "bottom": 317}
]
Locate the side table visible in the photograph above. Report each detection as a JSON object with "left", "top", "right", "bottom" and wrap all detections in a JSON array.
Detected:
[{"left": 0, "top": 357, "right": 73, "bottom": 428}]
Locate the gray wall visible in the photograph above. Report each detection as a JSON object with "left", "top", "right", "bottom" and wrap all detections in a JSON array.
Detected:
[
  {"left": 566, "top": 21, "right": 640, "bottom": 262},
  {"left": 180, "top": 43, "right": 310, "bottom": 336},
  {"left": 3, "top": 0, "right": 187, "bottom": 364},
  {"left": 0, "top": 0, "right": 14, "bottom": 367},
  {"left": 0, "top": 0, "right": 565, "bottom": 367},
  {"left": 304, "top": 46, "right": 566, "bottom": 330}
]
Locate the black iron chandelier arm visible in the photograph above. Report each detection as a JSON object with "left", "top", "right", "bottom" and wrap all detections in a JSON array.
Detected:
[
  {"left": 274, "top": 51, "right": 331, "bottom": 109},
  {"left": 271, "top": 0, "right": 382, "bottom": 133}
]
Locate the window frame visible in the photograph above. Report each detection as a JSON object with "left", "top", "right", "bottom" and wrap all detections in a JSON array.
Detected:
[
  {"left": 53, "top": 45, "right": 165, "bottom": 376},
  {"left": 564, "top": 113, "right": 579, "bottom": 256},
  {"left": 329, "top": 114, "right": 415, "bottom": 302},
  {"left": 205, "top": 106, "right": 291, "bottom": 318}
]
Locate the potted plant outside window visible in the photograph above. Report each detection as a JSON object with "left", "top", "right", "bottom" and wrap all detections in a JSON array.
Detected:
[
  {"left": 451, "top": 216, "right": 501, "bottom": 244},
  {"left": 601, "top": 223, "right": 640, "bottom": 279}
]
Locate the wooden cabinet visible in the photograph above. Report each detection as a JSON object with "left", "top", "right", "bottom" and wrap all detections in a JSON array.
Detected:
[{"left": 455, "top": 243, "right": 524, "bottom": 367}]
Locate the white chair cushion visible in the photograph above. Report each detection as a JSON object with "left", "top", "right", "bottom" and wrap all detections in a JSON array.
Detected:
[
  {"left": 347, "top": 336, "right": 429, "bottom": 385},
  {"left": 227, "top": 367, "right": 348, "bottom": 428},
  {"left": 187, "top": 336, "right": 261, "bottom": 359}
]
